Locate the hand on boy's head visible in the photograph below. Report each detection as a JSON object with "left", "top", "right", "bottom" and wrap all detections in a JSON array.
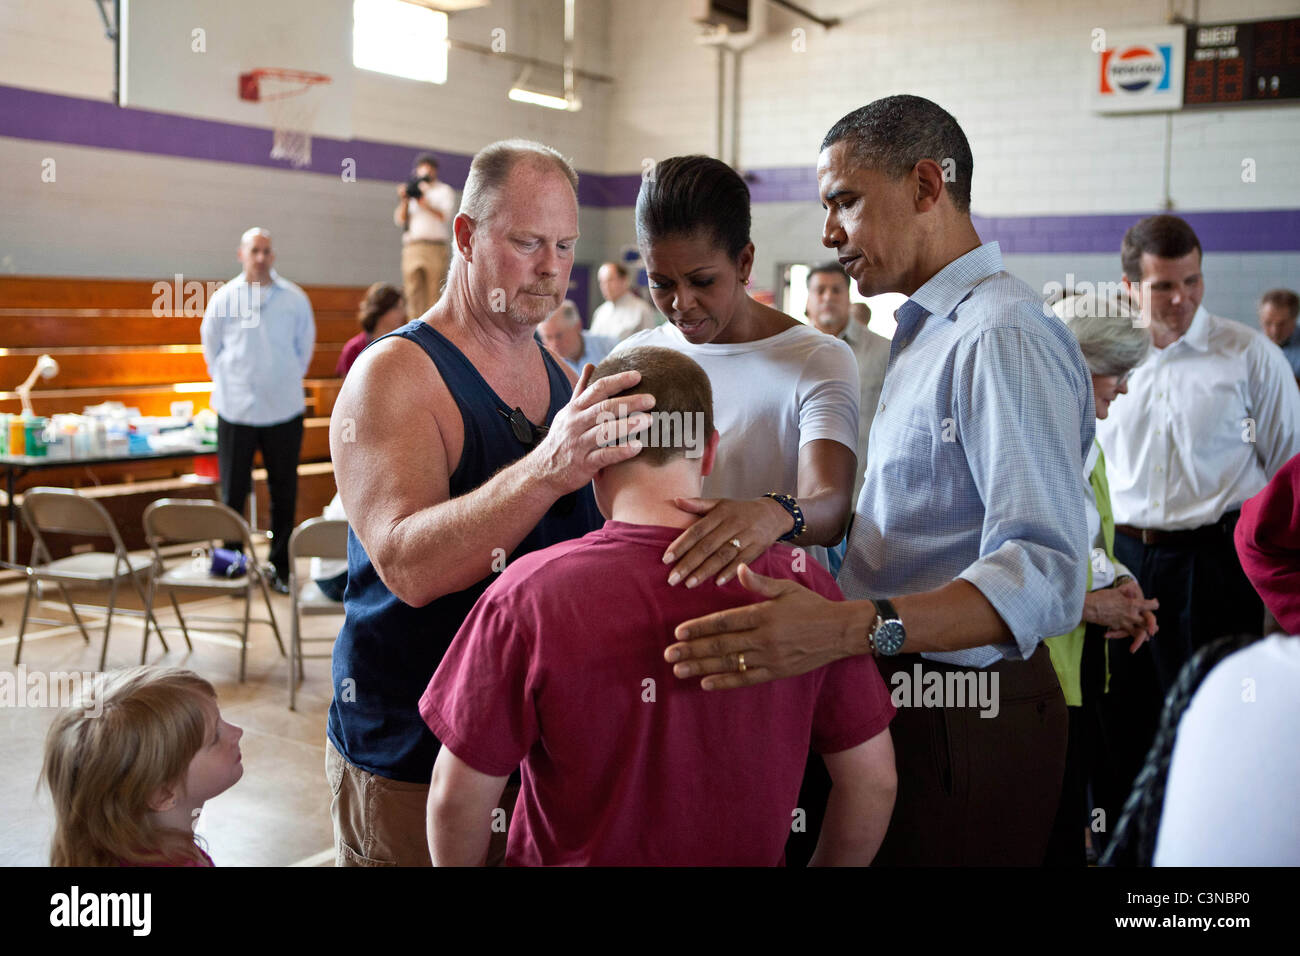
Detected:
[{"left": 533, "top": 368, "right": 654, "bottom": 494}]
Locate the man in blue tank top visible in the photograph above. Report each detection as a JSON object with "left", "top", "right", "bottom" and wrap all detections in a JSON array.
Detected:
[{"left": 326, "top": 139, "right": 657, "bottom": 866}]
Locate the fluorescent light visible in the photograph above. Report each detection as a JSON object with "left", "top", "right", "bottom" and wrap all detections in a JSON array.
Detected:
[{"left": 508, "top": 86, "right": 579, "bottom": 111}]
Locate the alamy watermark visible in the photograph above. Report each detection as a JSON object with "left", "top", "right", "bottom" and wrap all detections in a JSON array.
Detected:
[
  {"left": 595, "top": 404, "right": 708, "bottom": 459},
  {"left": 889, "top": 663, "right": 1000, "bottom": 718},
  {"left": 152, "top": 274, "right": 262, "bottom": 327},
  {"left": 1043, "top": 274, "right": 1151, "bottom": 328},
  {"left": 0, "top": 665, "right": 103, "bottom": 717},
  {"left": 50, "top": 886, "right": 151, "bottom": 936}
]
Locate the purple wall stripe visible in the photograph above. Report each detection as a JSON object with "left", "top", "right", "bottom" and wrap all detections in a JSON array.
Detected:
[
  {"left": 3, "top": 84, "right": 1297, "bottom": 253},
  {"left": 0, "top": 83, "right": 466, "bottom": 185},
  {"left": 977, "top": 210, "right": 1300, "bottom": 254}
]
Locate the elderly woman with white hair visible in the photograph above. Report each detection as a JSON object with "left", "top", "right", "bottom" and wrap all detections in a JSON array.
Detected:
[{"left": 1045, "top": 291, "right": 1161, "bottom": 866}]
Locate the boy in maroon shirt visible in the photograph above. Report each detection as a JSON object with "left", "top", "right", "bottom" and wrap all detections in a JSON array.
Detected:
[{"left": 421, "top": 347, "right": 896, "bottom": 865}]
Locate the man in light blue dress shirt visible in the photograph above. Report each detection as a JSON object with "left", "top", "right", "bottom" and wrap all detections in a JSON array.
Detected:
[
  {"left": 200, "top": 227, "right": 315, "bottom": 591},
  {"left": 666, "top": 96, "right": 1094, "bottom": 865},
  {"left": 1259, "top": 288, "right": 1300, "bottom": 384}
]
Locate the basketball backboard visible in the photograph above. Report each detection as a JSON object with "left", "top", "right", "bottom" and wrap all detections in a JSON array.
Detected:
[{"left": 118, "top": 0, "right": 354, "bottom": 141}]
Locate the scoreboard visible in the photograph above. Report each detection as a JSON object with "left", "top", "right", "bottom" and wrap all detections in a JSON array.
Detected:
[{"left": 1184, "top": 18, "right": 1300, "bottom": 106}]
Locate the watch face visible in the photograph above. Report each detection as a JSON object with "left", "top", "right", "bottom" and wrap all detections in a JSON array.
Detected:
[{"left": 875, "top": 619, "right": 906, "bottom": 656}]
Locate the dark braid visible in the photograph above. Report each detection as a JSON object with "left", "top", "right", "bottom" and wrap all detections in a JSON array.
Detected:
[{"left": 1101, "top": 633, "right": 1260, "bottom": 866}]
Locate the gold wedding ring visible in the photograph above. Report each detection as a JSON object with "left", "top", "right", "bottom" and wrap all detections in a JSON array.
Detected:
[{"left": 737, "top": 652, "right": 747, "bottom": 672}]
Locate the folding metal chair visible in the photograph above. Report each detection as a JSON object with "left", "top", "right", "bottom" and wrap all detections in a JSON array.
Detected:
[
  {"left": 13, "top": 487, "right": 165, "bottom": 670},
  {"left": 287, "top": 517, "right": 348, "bottom": 710},
  {"left": 142, "top": 498, "right": 285, "bottom": 682}
]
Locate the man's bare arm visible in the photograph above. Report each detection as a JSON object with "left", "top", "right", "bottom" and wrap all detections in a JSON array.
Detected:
[
  {"left": 394, "top": 187, "right": 410, "bottom": 227},
  {"left": 427, "top": 748, "right": 508, "bottom": 866},
  {"left": 331, "top": 337, "right": 652, "bottom": 607},
  {"left": 808, "top": 730, "right": 897, "bottom": 866}
]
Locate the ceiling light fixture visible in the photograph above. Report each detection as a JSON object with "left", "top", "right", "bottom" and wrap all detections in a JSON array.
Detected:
[{"left": 507, "top": 0, "right": 582, "bottom": 111}]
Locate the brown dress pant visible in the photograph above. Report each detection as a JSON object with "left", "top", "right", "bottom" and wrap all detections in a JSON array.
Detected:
[
  {"left": 872, "top": 644, "right": 1068, "bottom": 866},
  {"left": 401, "top": 240, "right": 450, "bottom": 319},
  {"left": 326, "top": 738, "right": 518, "bottom": 867}
]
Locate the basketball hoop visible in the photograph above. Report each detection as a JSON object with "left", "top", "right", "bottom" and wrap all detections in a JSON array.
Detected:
[{"left": 238, "top": 68, "right": 331, "bottom": 169}]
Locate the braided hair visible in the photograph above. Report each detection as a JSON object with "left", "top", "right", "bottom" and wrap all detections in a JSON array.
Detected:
[{"left": 1100, "top": 632, "right": 1260, "bottom": 866}]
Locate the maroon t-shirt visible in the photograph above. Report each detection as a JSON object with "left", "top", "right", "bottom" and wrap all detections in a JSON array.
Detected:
[
  {"left": 336, "top": 331, "right": 370, "bottom": 378},
  {"left": 419, "top": 520, "right": 895, "bottom": 866}
]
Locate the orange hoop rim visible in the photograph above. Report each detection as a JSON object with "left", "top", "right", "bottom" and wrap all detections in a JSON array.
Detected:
[{"left": 239, "top": 68, "right": 332, "bottom": 102}]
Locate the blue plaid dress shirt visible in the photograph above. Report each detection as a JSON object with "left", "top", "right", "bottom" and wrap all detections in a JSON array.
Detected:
[{"left": 838, "top": 242, "right": 1095, "bottom": 667}]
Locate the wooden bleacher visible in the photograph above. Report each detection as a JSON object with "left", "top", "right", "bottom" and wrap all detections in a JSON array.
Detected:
[{"left": 0, "top": 276, "right": 362, "bottom": 559}]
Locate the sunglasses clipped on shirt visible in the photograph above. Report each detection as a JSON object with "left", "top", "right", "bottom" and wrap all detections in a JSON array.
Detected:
[
  {"left": 496, "top": 405, "right": 577, "bottom": 517},
  {"left": 498, "top": 406, "right": 549, "bottom": 449}
]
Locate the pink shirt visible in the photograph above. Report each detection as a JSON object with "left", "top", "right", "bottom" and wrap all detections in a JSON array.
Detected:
[
  {"left": 420, "top": 520, "right": 895, "bottom": 866},
  {"left": 337, "top": 331, "right": 370, "bottom": 378},
  {"left": 121, "top": 847, "right": 214, "bottom": 866}
]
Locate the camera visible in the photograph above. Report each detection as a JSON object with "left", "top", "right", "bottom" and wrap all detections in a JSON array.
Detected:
[{"left": 404, "top": 175, "right": 431, "bottom": 199}]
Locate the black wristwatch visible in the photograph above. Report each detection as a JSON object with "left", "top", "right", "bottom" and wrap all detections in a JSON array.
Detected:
[{"left": 868, "top": 598, "right": 906, "bottom": 656}]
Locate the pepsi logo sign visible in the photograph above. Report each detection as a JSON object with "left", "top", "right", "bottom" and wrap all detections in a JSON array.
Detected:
[{"left": 1099, "top": 44, "right": 1172, "bottom": 94}]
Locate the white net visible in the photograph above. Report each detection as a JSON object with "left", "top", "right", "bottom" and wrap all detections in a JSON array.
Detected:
[{"left": 258, "top": 73, "right": 327, "bottom": 168}]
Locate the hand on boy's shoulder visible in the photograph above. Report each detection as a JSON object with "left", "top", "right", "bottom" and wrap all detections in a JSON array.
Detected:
[{"left": 756, "top": 541, "right": 844, "bottom": 604}]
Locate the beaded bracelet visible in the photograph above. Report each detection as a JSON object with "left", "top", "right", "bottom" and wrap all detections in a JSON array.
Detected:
[{"left": 763, "top": 492, "right": 806, "bottom": 542}]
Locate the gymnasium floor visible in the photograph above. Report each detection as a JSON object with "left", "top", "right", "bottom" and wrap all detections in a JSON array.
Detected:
[{"left": 0, "top": 541, "right": 338, "bottom": 867}]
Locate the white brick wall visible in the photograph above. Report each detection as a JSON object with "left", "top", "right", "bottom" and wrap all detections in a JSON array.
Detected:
[
  {"left": 0, "top": 0, "right": 613, "bottom": 284},
  {"left": 594, "top": 0, "right": 1300, "bottom": 323},
  {"left": 0, "top": 0, "right": 115, "bottom": 102},
  {"left": 0, "top": 134, "right": 404, "bottom": 283},
  {"left": 594, "top": 198, "right": 1300, "bottom": 331},
  {"left": 0, "top": 0, "right": 1295, "bottom": 299},
  {"left": 352, "top": 0, "right": 615, "bottom": 169},
  {"left": 0, "top": 132, "right": 611, "bottom": 286},
  {"left": 1006, "top": 251, "right": 1300, "bottom": 329},
  {"left": 605, "top": 0, "right": 1300, "bottom": 214}
]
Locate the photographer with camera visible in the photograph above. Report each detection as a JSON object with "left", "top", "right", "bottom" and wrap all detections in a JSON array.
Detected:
[{"left": 394, "top": 153, "right": 456, "bottom": 319}]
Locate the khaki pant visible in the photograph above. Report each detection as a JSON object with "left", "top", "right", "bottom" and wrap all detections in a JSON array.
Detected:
[
  {"left": 401, "top": 240, "right": 450, "bottom": 319},
  {"left": 326, "top": 738, "right": 518, "bottom": 867}
]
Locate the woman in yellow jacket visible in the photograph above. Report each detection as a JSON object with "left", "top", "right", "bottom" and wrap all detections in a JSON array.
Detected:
[{"left": 1045, "top": 292, "right": 1158, "bottom": 865}]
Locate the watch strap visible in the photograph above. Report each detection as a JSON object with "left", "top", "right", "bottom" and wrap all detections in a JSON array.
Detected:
[{"left": 763, "top": 492, "right": 806, "bottom": 542}]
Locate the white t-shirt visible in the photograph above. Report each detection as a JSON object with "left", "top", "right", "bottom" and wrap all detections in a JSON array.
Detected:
[
  {"left": 616, "top": 322, "right": 859, "bottom": 568},
  {"left": 591, "top": 291, "right": 659, "bottom": 342},
  {"left": 405, "top": 180, "right": 457, "bottom": 243},
  {"left": 1154, "top": 634, "right": 1300, "bottom": 865}
]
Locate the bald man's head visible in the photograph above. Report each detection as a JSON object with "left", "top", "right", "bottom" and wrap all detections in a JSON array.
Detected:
[
  {"left": 237, "top": 227, "right": 275, "bottom": 284},
  {"left": 538, "top": 300, "right": 584, "bottom": 361},
  {"left": 598, "top": 262, "right": 629, "bottom": 303}
]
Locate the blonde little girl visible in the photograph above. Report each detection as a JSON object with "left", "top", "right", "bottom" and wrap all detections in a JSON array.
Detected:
[{"left": 43, "top": 666, "right": 243, "bottom": 866}]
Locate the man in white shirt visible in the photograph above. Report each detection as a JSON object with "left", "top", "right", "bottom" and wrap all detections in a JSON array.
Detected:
[
  {"left": 395, "top": 153, "right": 457, "bottom": 319},
  {"left": 1097, "top": 214, "right": 1300, "bottom": 695},
  {"left": 590, "top": 262, "right": 658, "bottom": 341},
  {"left": 805, "top": 262, "right": 890, "bottom": 502}
]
